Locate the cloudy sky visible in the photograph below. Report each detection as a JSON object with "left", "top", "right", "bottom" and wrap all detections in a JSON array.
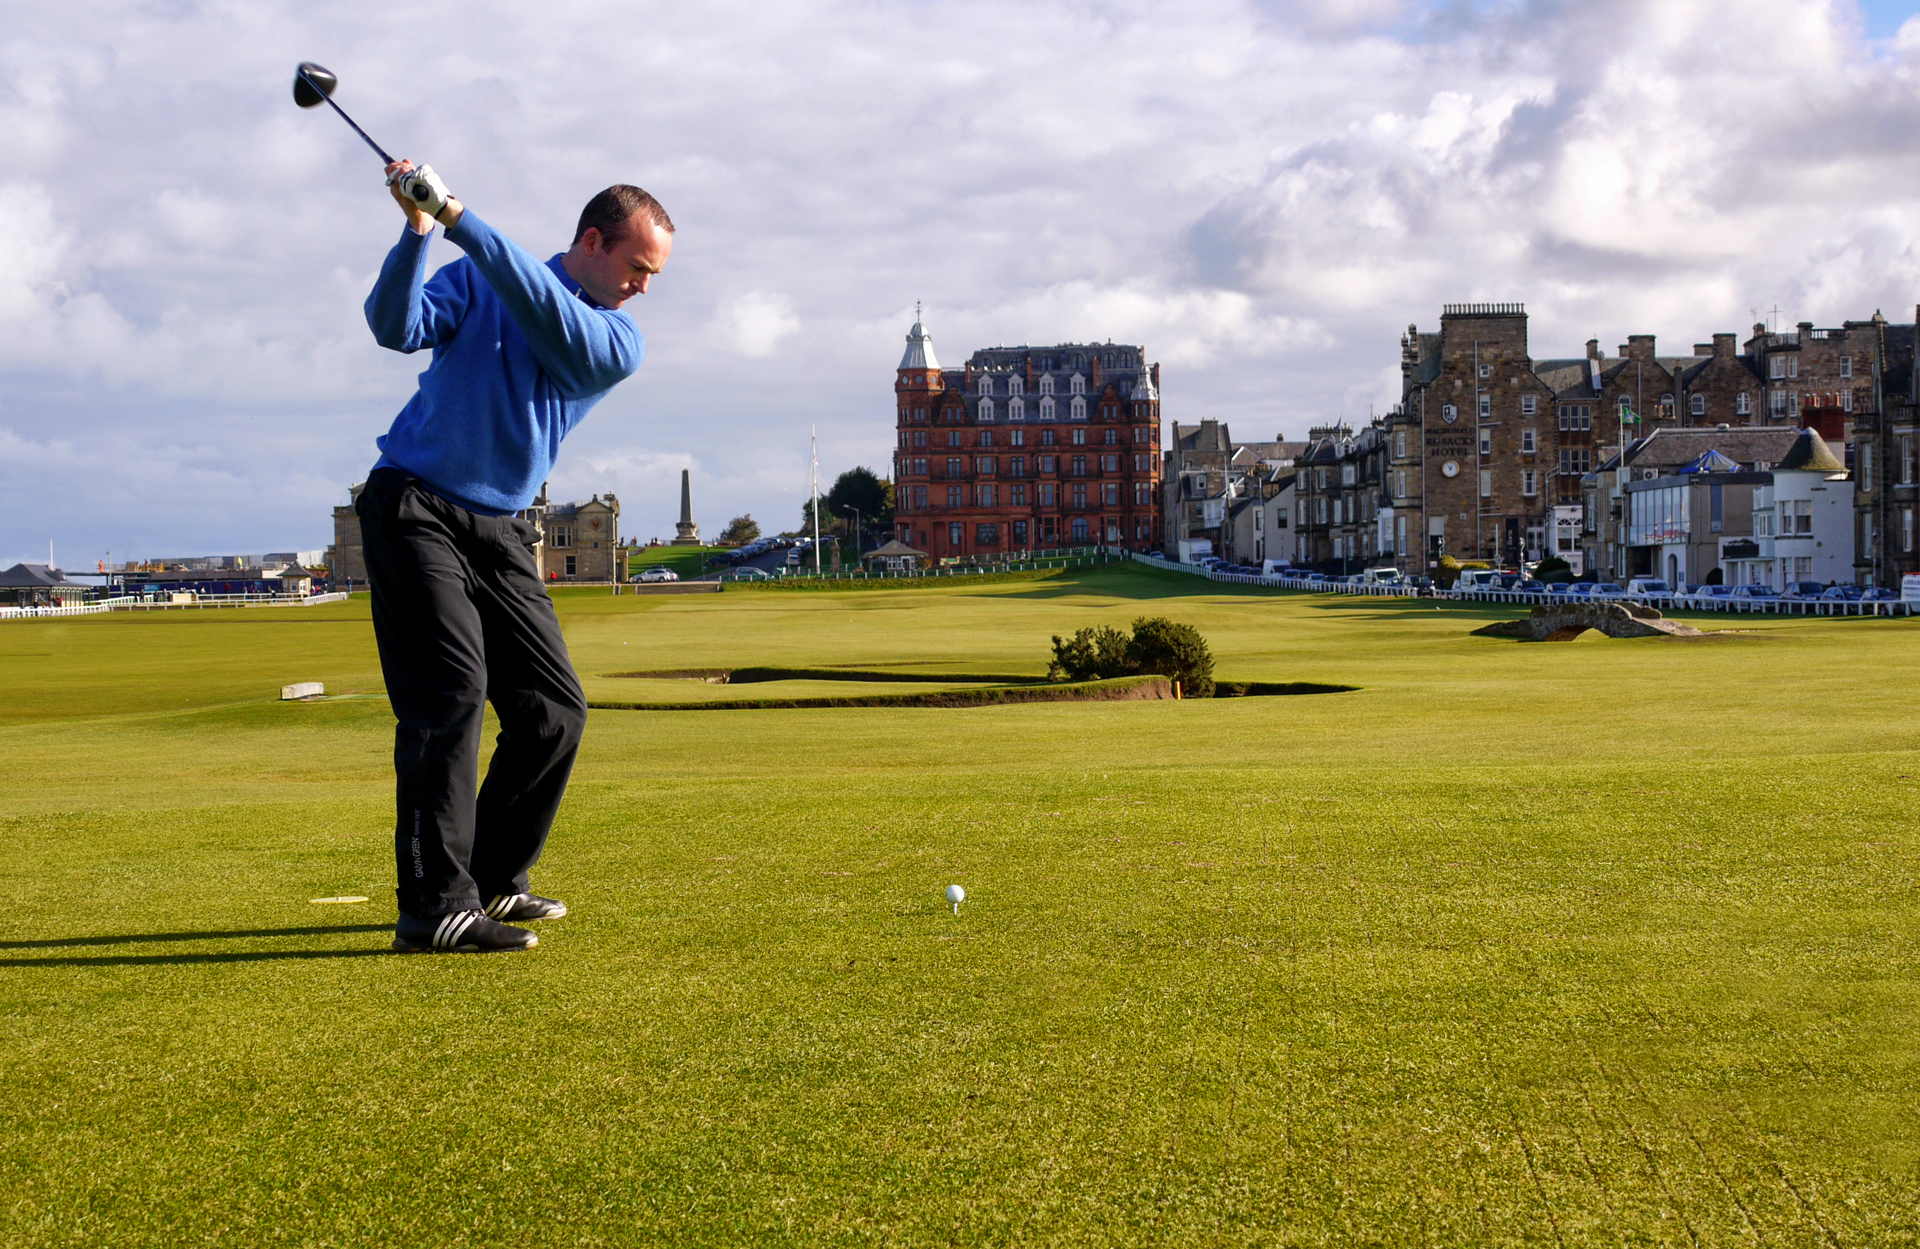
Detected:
[{"left": 5, "top": 0, "right": 1920, "bottom": 568}]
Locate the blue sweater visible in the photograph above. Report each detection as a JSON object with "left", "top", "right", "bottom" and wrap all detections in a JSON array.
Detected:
[{"left": 365, "top": 210, "right": 643, "bottom": 515}]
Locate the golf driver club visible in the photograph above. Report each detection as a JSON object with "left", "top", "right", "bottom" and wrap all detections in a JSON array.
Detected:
[{"left": 292, "top": 62, "right": 396, "bottom": 168}]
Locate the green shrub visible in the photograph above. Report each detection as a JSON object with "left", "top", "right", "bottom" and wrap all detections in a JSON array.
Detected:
[
  {"left": 1534, "top": 555, "right": 1571, "bottom": 582},
  {"left": 1126, "top": 616, "right": 1214, "bottom": 698},
  {"left": 1047, "top": 616, "right": 1215, "bottom": 697},
  {"left": 1048, "top": 626, "right": 1130, "bottom": 681}
]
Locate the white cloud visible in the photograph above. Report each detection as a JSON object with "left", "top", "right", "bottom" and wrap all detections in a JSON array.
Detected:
[{"left": 711, "top": 291, "right": 800, "bottom": 358}]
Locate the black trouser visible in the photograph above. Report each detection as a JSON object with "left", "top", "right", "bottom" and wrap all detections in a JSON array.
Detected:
[{"left": 357, "top": 469, "right": 588, "bottom": 919}]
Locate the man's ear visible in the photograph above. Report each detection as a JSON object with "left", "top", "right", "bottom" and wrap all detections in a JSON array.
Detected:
[{"left": 579, "top": 227, "right": 603, "bottom": 255}]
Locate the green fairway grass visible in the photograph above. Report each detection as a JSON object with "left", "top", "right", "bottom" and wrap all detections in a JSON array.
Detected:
[{"left": 5, "top": 567, "right": 1920, "bottom": 1245}]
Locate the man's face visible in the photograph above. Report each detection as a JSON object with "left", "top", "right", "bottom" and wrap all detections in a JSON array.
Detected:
[{"left": 572, "top": 215, "right": 673, "bottom": 309}]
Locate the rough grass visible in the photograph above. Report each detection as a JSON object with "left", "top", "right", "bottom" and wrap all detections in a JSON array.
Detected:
[{"left": 4, "top": 564, "right": 1920, "bottom": 1245}]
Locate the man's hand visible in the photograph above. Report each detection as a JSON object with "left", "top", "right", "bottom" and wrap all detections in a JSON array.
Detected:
[{"left": 384, "top": 160, "right": 464, "bottom": 233}]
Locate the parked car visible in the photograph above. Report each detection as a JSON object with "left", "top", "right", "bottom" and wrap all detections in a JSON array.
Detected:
[
  {"left": 1624, "top": 578, "right": 1671, "bottom": 598},
  {"left": 1730, "top": 584, "right": 1777, "bottom": 600},
  {"left": 1517, "top": 579, "right": 1548, "bottom": 595},
  {"left": 1590, "top": 583, "right": 1626, "bottom": 598},
  {"left": 1782, "top": 581, "right": 1827, "bottom": 599},
  {"left": 1404, "top": 575, "right": 1434, "bottom": 595},
  {"left": 1304, "top": 572, "right": 1330, "bottom": 583},
  {"left": 1820, "top": 584, "right": 1864, "bottom": 601},
  {"left": 727, "top": 567, "right": 774, "bottom": 581},
  {"left": 637, "top": 566, "right": 679, "bottom": 583},
  {"left": 1688, "top": 584, "right": 1734, "bottom": 605},
  {"left": 1862, "top": 587, "right": 1899, "bottom": 601}
]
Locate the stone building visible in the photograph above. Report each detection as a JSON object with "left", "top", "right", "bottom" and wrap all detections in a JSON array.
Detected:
[
  {"left": 1161, "top": 420, "right": 1304, "bottom": 560},
  {"left": 1385, "top": 304, "right": 1563, "bottom": 570},
  {"left": 1292, "top": 422, "right": 1392, "bottom": 573},
  {"left": 892, "top": 312, "right": 1162, "bottom": 557},
  {"left": 1845, "top": 313, "right": 1919, "bottom": 587},
  {"left": 328, "top": 482, "right": 623, "bottom": 585},
  {"left": 541, "top": 493, "right": 622, "bottom": 581},
  {"left": 327, "top": 484, "right": 368, "bottom": 588}
]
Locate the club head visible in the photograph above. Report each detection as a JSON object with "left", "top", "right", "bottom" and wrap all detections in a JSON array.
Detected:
[{"left": 292, "top": 62, "right": 337, "bottom": 109}]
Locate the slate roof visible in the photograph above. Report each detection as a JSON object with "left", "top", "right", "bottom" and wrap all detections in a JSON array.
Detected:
[
  {"left": 1595, "top": 426, "right": 1803, "bottom": 473},
  {"left": 1533, "top": 360, "right": 1596, "bottom": 398},
  {"left": 0, "top": 563, "right": 71, "bottom": 588}
]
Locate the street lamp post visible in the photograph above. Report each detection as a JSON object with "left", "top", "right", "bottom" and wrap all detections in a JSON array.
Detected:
[{"left": 844, "top": 506, "right": 862, "bottom": 556}]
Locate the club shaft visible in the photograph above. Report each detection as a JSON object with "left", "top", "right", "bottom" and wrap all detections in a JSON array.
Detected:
[
  {"left": 323, "top": 95, "right": 395, "bottom": 165},
  {"left": 300, "top": 69, "right": 395, "bottom": 165}
]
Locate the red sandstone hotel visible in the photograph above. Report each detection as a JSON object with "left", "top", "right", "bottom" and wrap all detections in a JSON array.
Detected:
[{"left": 891, "top": 311, "right": 1163, "bottom": 558}]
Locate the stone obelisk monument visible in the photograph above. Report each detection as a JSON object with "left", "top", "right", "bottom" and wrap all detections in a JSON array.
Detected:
[{"left": 672, "top": 468, "right": 700, "bottom": 545}]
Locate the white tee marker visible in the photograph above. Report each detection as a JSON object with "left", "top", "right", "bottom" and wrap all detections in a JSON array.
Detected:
[{"left": 945, "top": 884, "right": 965, "bottom": 915}]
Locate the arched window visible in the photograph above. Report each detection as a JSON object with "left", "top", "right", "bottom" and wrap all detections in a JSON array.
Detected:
[
  {"left": 1008, "top": 398, "right": 1024, "bottom": 422},
  {"left": 1070, "top": 396, "right": 1087, "bottom": 421},
  {"left": 1039, "top": 396, "right": 1056, "bottom": 421},
  {"left": 1009, "top": 376, "right": 1024, "bottom": 396},
  {"left": 1070, "top": 374, "right": 1086, "bottom": 396},
  {"left": 978, "top": 398, "right": 995, "bottom": 422},
  {"left": 1690, "top": 393, "right": 1706, "bottom": 417},
  {"left": 1039, "top": 375, "right": 1055, "bottom": 396}
]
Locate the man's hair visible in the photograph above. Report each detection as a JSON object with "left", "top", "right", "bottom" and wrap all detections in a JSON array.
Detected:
[{"left": 573, "top": 185, "right": 675, "bottom": 247}]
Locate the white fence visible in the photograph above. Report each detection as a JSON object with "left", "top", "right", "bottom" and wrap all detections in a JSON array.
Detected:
[
  {"left": 1, "top": 591, "right": 350, "bottom": 621},
  {"left": 1122, "top": 552, "right": 1917, "bottom": 618}
]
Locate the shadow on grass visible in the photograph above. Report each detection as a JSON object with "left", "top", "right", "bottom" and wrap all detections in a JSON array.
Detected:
[
  {"left": 2, "top": 949, "right": 392, "bottom": 967},
  {"left": 0, "top": 923, "right": 392, "bottom": 950}
]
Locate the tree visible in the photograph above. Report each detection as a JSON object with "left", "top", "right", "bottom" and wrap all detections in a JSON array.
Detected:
[
  {"left": 719, "top": 514, "right": 760, "bottom": 546},
  {"left": 1533, "top": 555, "right": 1571, "bottom": 583},
  {"left": 827, "top": 467, "right": 894, "bottom": 542}
]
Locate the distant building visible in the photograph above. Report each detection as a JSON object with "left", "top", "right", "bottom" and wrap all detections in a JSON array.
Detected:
[
  {"left": 1585, "top": 426, "right": 1804, "bottom": 581},
  {"left": 1161, "top": 419, "right": 1305, "bottom": 560},
  {"left": 541, "top": 493, "right": 622, "bottom": 581},
  {"left": 1725, "top": 428, "right": 1854, "bottom": 589},
  {"left": 0, "top": 563, "right": 84, "bottom": 606},
  {"left": 892, "top": 311, "right": 1163, "bottom": 558},
  {"left": 329, "top": 482, "right": 622, "bottom": 586}
]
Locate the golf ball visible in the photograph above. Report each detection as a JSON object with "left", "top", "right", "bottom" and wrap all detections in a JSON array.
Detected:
[{"left": 945, "top": 884, "right": 965, "bottom": 905}]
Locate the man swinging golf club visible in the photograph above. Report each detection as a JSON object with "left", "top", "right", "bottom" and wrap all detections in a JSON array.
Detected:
[{"left": 356, "top": 161, "right": 673, "bottom": 953}]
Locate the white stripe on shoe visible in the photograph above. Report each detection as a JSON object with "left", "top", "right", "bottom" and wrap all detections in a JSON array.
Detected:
[{"left": 435, "top": 912, "right": 479, "bottom": 950}]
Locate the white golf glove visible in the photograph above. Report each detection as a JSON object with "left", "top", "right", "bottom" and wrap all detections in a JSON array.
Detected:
[{"left": 388, "top": 164, "right": 453, "bottom": 220}]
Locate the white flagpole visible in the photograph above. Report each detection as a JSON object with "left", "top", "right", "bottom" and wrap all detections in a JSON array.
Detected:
[{"left": 812, "top": 426, "right": 821, "bottom": 573}]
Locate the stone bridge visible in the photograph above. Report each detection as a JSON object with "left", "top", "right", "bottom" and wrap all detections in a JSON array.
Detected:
[{"left": 1471, "top": 600, "right": 1704, "bottom": 642}]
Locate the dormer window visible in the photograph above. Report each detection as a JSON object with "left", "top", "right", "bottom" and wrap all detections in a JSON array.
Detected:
[
  {"left": 1039, "top": 396, "right": 1056, "bottom": 421},
  {"left": 1070, "top": 374, "right": 1086, "bottom": 396},
  {"left": 1009, "top": 376, "right": 1024, "bottom": 396},
  {"left": 1039, "top": 375, "right": 1055, "bottom": 396},
  {"left": 1008, "top": 398, "right": 1024, "bottom": 422},
  {"left": 1070, "top": 396, "right": 1087, "bottom": 421},
  {"left": 978, "top": 398, "right": 995, "bottom": 422}
]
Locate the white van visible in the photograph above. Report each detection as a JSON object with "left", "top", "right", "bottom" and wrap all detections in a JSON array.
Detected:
[
  {"left": 1901, "top": 574, "right": 1920, "bottom": 602},
  {"left": 1360, "top": 567, "right": 1402, "bottom": 585},
  {"left": 1455, "top": 569, "right": 1502, "bottom": 591},
  {"left": 1624, "top": 578, "right": 1672, "bottom": 599}
]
